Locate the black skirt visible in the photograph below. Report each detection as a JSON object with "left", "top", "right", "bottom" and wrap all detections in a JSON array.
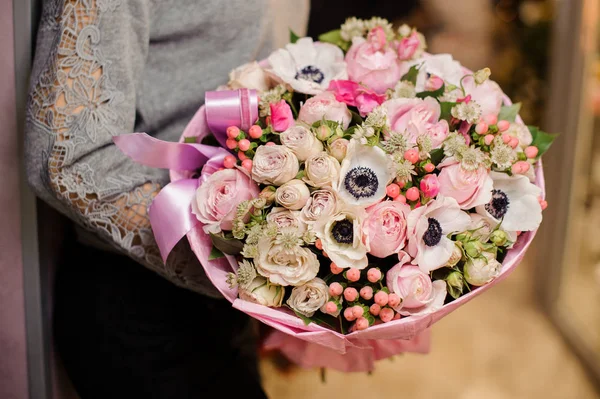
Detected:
[{"left": 53, "top": 243, "right": 267, "bottom": 399}]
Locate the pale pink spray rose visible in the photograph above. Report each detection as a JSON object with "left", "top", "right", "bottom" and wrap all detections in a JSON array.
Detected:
[
  {"left": 362, "top": 201, "right": 410, "bottom": 258},
  {"left": 462, "top": 75, "right": 504, "bottom": 120},
  {"left": 345, "top": 27, "right": 402, "bottom": 94},
  {"left": 437, "top": 157, "right": 493, "bottom": 209},
  {"left": 386, "top": 251, "right": 447, "bottom": 316},
  {"left": 298, "top": 91, "right": 352, "bottom": 130},
  {"left": 327, "top": 80, "right": 386, "bottom": 117},
  {"left": 420, "top": 174, "right": 440, "bottom": 198},
  {"left": 269, "top": 100, "right": 294, "bottom": 132},
  {"left": 424, "top": 74, "right": 444, "bottom": 91},
  {"left": 397, "top": 31, "right": 421, "bottom": 61},
  {"left": 191, "top": 169, "right": 260, "bottom": 234},
  {"left": 384, "top": 97, "right": 449, "bottom": 148}
]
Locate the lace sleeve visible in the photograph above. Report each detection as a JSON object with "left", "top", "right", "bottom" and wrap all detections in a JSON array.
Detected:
[{"left": 25, "top": 0, "right": 220, "bottom": 297}]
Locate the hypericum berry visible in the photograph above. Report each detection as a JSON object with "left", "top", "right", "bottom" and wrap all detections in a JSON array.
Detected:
[
  {"left": 329, "top": 282, "right": 343, "bottom": 297},
  {"left": 344, "top": 308, "right": 356, "bottom": 321},
  {"left": 386, "top": 183, "right": 401, "bottom": 198},
  {"left": 248, "top": 125, "right": 263, "bottom": 139},
  {"left": 475, "top": 122, "right": 488, "bottom": 135},
  {"left": 226, "top": 126, "right": 240, "bottom": 139},
  {"left": 484, "top": 114, "right": 498, "bottom": 126},
  {"left": 346, "top": 268, "right": 361, "bottom": 282},
  {"left": 484, "top": 134, "right": 495, "bottom": 146},
  {"left": 241, "top": 159, "right": 253, "bottom": 172},
  {"left": 525, "top": 146, "right": 539, "bottom": 159},
  {"left": 497, "top": 120, "right": 510, "bottom": 132},
  {"left": 511, "top": 160, "right": 530, "bottom": 175},
  {"left": 325, "top": 301, "right": 338, "bottom": 315},
  {"left": 360, "top": 286, "right": 374, "bottom": 300},
  {"left": 223, "top": 155, "right": 236, "bottom": 169},
  {"left": 423, "top": 163, "right": 435, "bottom": 173},
  {"left": 379, "top": 308, "right": 394, "bottom": 323},
  {"left": 226, "top": 138, "right": 238, "bottom": 149},
  {"left": 394, "top": 194, "right": 407, "bottom": 203},
  {"left": 344, "top": 287, "right": 359, "bottom": 302},
  {"left": 388, "top": 293, "right": 401, "bottom": 308},
  {"left": 238, "top": 139, "right": 251, "bottom": 152},
  {"left": 238, "top": 151, "right": 248, "bottom": 161},
  {"left": 396, "top": 180, "right": 406, "bottom": 189},
  {"left": 406, "top": 187, "right": 420, "bottom": 201},
  {"left": 508, "top": 137, "right": 519, "bottom": 149},
  {"left": 330, "top": 262, "right": 343, "bottom": 275},
  {"left": 369, "top": 303, "right": 381, "bottom": 316},
  {"left": 374, "top": 291, "right": 389, "bottom": 307},
  {"left": 351, "top": 305, "right": 363, "bottom": 319},
  {"left": 404, "top": 149, "right": 419, "bottom": 164},
  {"left": 265, "top": 142, "right": 276, "bottom": 146},
  {"left": 501, "top": 133, "right": 512, "bottom": 144},
  {"left": 355, "top": 317, "right": 369, "bottom": 331},
  {"left": 367, "top": 268, "right": 381, "bottom": 283},
  {"left": 539, "top": 199, "right": 548, "bottom": 210},
  {"left": 315, "top": 239, "right": 323, "bottom": 250}
]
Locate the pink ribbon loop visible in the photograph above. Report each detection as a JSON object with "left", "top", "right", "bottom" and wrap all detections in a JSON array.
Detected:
[{"left": 205, "top": 89, "right": 258, "bottom": 148}]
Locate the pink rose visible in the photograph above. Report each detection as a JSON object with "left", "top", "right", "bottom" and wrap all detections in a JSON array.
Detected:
[
  {"left": 328, "top": 80, "right": 386, "bottom": 117},
  {"left": 191, "top": 169, "right": 260, "bottom": 234},
  {"left": 386, "top": 252, "right": 447, "bottom": 316},
  {"left": 270, "top": 100, "right": 294, "bottom": 132},
  {"left": 397, "top": 32, "right": 420, "bottom": 61},
  {"left": 345, "top": 28, "right": 401, "bottom": 94},
  {"left": 298, "top": 91, "right": 352, "bottom": 129},
  {"left": 424, "top": 74, "right": 444, "bottom": 91},
  {"left": 420, "top": 174, "right": 440, "bottom": 198},
  {"left": 437, "top": 158, "right": 493, "bottom": 209},
  {"left": 384, "top": 97, "right": 449, "bottom": 148},
  {"left": 363, "top": 202, "right": 410, "bottom": 258}
]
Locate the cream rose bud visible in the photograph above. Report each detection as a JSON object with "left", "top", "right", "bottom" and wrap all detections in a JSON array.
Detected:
[
  {"left": 300, "top": 189, "right": 338, "bottom": 224},
  {"left": 228, "top": 61, "right": 273, "bottom": 92},
  {"left": 191, "top": 169, "right": 260, "bottom": 234},
  {"left": 238, "top": 276, "right": 285, "bottom": 307},
  {"left": 280, "top": 126, "right": 323, "bottom": 162},
  {"left": 463, "top": 251, "right": 501, "bottom": 286},
  {"left": 256, "top": 237, "right": 320, "bottom": 286},
  {"left": 303, "top": 152, "right": 341, "bottom": 188},
  {"left": 275, "top": 179, "right": 310, "bottom": 210},
  {"left": 298, "top": 91, "right": 352, "bottom": 129},
  {"left": 286, "top": 278, "right": 329, "bottom": 317},
  {"left": 266, "top": 207, "right": 305, "bottom": 232},
  {"left": 252, "top": 145, "right": 299, "bottom": 185},
  {"left": 328, "top": 138, "right": 350, "bottom": 162}
]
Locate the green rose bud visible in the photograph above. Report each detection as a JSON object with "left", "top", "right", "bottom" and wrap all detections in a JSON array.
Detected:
[
  {"left": 489, "top": 230, "right": 508, "bottom": 247},
  {"left": 445, "top": 271, "right": 465, "bottom": 299},
  {"left": 445, "top": 242, "right": 464, "bottom": 267},
  {"left": 259, "top": 186, "right": 277, "bottom": 206},
  {"left": 464, "top": 240, "right": 484, "bottom": 258},
  {"left": 456, "top": 231, "right": 473, "bottom": 243},
  {"left": 315, "top": 124, "right": 333, "bottom": 141}
]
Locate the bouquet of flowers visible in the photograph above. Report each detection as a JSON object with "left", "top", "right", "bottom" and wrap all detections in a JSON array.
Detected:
[{"left": 115, "top": 17, "right": 555, "bottom": 371}]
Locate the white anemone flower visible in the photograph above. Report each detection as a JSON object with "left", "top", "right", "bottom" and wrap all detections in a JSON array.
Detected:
[
  {"left": 407, "top": 196, "right": 471, "bottom": 273},
  {"left": 476, "top": 171, "right": 542, "bottom": 233},
  {"left": 268, "top": 37, "right": 347, "bottom": 95},
  {"left": 402, "top": 54, "right": 464, "bottom": 92},
  {"left": 313, "top": 205, "right": 369, "bottom": 269},
  {"left": 336, "top": 140, "right": 394, "bottom": 207}
]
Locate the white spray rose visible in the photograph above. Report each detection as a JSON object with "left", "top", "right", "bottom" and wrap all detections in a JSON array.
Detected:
[
  {"left": 252, "top": 145, "right": 299, "bottom": 186},
  {"left": 280, "top": 125, "right": 323, "bottom": 161},
  {"left": 300, "top": 189, "right": 338, "bottom": 225},
  {"left": 275, "top": 179, "right": 310, "bottom": 210},
  {"left": 238, "top": 276, "right": 285, "bottom": 307},
  {"left": 464, "top": 251, "right": 501, "bottom": 286},
  {"left": 303, "top": 152, "right": 341, "bottom": 188},
  {"left": 328, "top": 138, "right": 350, "bottom": 162},
  {"left": 266, "top": 207, "right": 306, "bottom": 232},
  {"left": 228, "top": 61, "right": 273, "bottom": 92},
  {"left": 287, "top": 278, "right": 329, "bottom": 317},
  {"left": 255, "top": 237, "right": 320, "bottom": 286}
]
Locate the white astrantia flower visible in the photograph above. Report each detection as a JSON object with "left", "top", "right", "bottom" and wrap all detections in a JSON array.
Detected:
[
  {"left": 364, "top": 105, "right": 388, "bottom": 129},
  {"left": 340, "top": 17, "right": 367, "bottom": 41},
  {"left": 336, "top": 140, "right": 394, "bottom": 207},
  {"left": 387, "top": 81, "right": 417, "bottom": 99},
  {"left": 476, "top": 171, "right": 542, "bottom": 233},
  {"left": 451, "top": 101, "right": 482, "bottom": 124},
  {"left": 313, "top": 205, "right": 369, "bottom": 269},
  {"left": 286, "top": 278, "right": 329, "bottom": 317},
  {"left": 490, "top": 137, "right": 518, "bottom": 170},
  {"left": 364, "top": 17, "right": 394, "bottom": 40},
  {"left": 268, "top": 37, "right": 347, "bottom": 95},
  {"left": 443, "top": 132, "right": 468, "bottom": 158},
  {"left": 407, "top": 196, "right": 471, "bottom": 273}
]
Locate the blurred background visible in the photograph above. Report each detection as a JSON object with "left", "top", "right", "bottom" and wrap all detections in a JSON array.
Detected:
[
  {"left": 263, "top": 0, "right": 600, "bottom": 398},
  {"left": 3, "top": 0, "right": 599, "bottom": 398}
]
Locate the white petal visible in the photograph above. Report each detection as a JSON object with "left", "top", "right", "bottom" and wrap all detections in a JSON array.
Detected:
[
  {"left": 416, "top": 236, "right": 454, "bottom": 273},
  {"left": 502, "top": 194, "right": 542, "bottom": 232},
  {"left": 428, "top": 197, "right": 471, "bottom": 234},
  {"left": 287, "top": 38, "right": 318, "bottom": 67}
]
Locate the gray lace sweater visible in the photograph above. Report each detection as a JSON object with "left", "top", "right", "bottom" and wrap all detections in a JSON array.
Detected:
[{"left": 25, "top": 0, "right": 279, "bottom": 297}]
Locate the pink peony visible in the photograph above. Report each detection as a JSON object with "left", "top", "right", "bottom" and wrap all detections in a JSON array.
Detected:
[
  {"left": 420, "top": 174, "right": 440, "bottom": 198},
  {"left": 270, "top": 100, "right": 294, "bottom": 132},
  {"left": 345, "top": 28, "right": 402, "bottom": 94},
  {"left": 362, "top": 201, "right": 410, "bottom": 258},
  {"left": 437, "top": 158, "right": 493, "bottom": 209},
  {"left": 386, "top": 251, "right": 447, "bottom": 316},
  {"left": 463, "top": 75, "right": 504, "bottom": 120},
  {"left": 328, "top": 80, "right": 386, "bottom": 117},
  {"left": 298, "top": 91, "right": 352, "bottom": 129},
  {"left": 384, "top": 97, "right": 449, "bottom": 148},
  {"left": 191, "top": 169, "right": 260, "bottom": 234}
]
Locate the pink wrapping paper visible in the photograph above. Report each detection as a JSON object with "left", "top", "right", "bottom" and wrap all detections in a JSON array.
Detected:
[{"left": 170, "top": 103, "right": 545, "bottom": 372}]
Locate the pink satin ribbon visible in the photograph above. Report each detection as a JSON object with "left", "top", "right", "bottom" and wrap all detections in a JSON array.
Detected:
[{"left": 205, "top": 88, "right": 258, "bottom": 148}]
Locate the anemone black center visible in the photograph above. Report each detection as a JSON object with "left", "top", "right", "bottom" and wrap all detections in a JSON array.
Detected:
[
  {"left": 331, "top": 219, "right": 354, "bottom": 244},
  {"left": 423, "top": 217, "right": 442, "bottom": 247},
  {"left": 344, "top": 166, "right": 379, "bottom": 199},
  {"left": 295, "top": 65, "right": 325, "bottom": 84},
  {"left": 485, "top": 189, "right": 510, "bottom": 219}
]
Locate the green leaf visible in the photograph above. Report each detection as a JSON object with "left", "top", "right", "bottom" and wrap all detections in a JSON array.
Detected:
[
  {"left": 439, "top": 101, "right": 457, "bottom": 122},
  {"left": 293, "top": 310, "right": 313, "bottom": 326},
  {"left": 528, "top": 126, "right": 558, "bottom": 159},
  {"left": 291, "top": 309, "right": 339, "bottom": 330},
  {"left": 498, "top": 103, "right": 521, "bottom": 123},
  {"left": 183, "top": 136, "right": 197, "bottom": 143},
  {"left": 209, "top": 232, "right": 244, "bottom": 255},
  {"left": 349, "top": 109, "right": 364, "bottom": 126},
  {"left": 318, "top": 29, "right": 349, "bottom": 51},
  {"left": 401, "top": 64, "right": 420, "bottom": 85},
  {"left": 289, "top": 29, "right": 300, "bottom": 44},
  {"left": 429, "top": 148, "right": 445, "bottom": 166},
  {"left": 416, "top": 83, "right": 445, "bottom": 100},
  {"left": 208, "top": 246, "right": 225, "bottom": 260}
]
